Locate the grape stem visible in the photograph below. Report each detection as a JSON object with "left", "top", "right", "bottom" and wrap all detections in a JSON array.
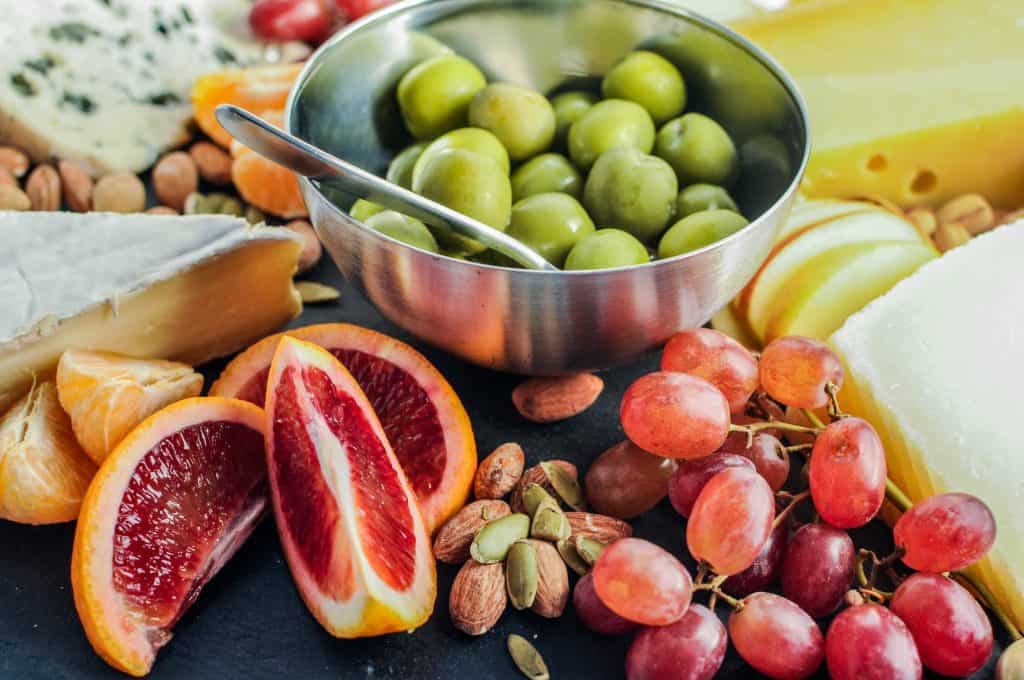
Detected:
[
  {"left": 730, "top": 421, "right": 820, "bottom": 448},
  {"left": 772, "top": 490, "right": 810, "bottom": 530},
  {"left": 698, "top": 574, "right": 743, "bottom": 611},
  {"left": 784, "top": 443, "right": 813, "bottom": 454},
  {"left": 825, "top": 381, "right": 847, "bottom": 420},
  {"left": 801, "top": 408, "right": 826, "bottom": 429}
]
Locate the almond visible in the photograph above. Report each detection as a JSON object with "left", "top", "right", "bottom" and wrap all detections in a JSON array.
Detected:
[
  {"left": 512, "top": 373, "right": 603, "bottom": 423},
  {"left": 58, "top": 160, "right": 93, "bottom": 212},
  {"left": 93, "top": 172, "right": 146, "bottom": 213},
  {"left": 0, "top": 168, "right": 16, "bottom": 187},
  {"left": 0, "top": 185, "right": 30, "bottom": 211},
  {"left": 937, "top": 193, "right": 995, "bottom": 235},
  {"left": 25, "top": 164, "right": 61, "bottom": 211},
  {"left": 190, "top": 141, "right": 233, "bottom": 185},
  {"left": 527, "top": 539, "right": 569, "bottom": 618},
  {"left": 146, "top": 206, "right": 179, "bottom": 215},
  {"left": 0, "top": 146, "right": 28, "bottom": 178},
  {"left": 565, "top": 512, "right": 633, "bottom": 543},
  {"left": 153, "top": 151, "right": 199, "bottom": 212},
  {"left": 450, "top": 560, "right": 507, "bottom": 636},
  {"left": 933, "top": 221, "right": 971, "bottom": 253},
  {"left": 285, "top": 219, "right": 322, "bottom": 274},
  {"left": 474, "top": 442, "right": 525, "bottom": 500},
  {"left": 433, "top": 499, "right": 510, "bottom": 564},
  {"left": 510, "top": 460, "right": 577, "bottom": 513}
]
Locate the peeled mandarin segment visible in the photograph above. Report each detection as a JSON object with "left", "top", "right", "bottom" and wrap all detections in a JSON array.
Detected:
[
  {"left": 0, "top": 381, "right": 96, "bottom": 524},
  {"left": 264, "top": 337, "right": 436, "bottom": 637},
  {"left": 56, "top": 350, "right": 204, "bottom": 465},
  {"left": 71, "top": 397, "right": 267, "bottom": 677},
  {"left": 230, "top": 109, "right": 309, "bottom": 219},
  {"left": 209, "top": 323, "right": 475, "bottom": 532}
]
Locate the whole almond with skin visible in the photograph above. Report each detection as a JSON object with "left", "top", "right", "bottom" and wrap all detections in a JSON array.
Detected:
[
  {"left": 0, "top": 146, "right": 28, "bottom": 178},
  {"left": 285, "top": 220, "right": 323, "bottom": 274},
  {"left": 450, "top": 560, "right": 507, "bottom": 636},
  {"left": 433, "top": 499, "right": 510, "bottom": 564},
  {"left": 527, "top": 540, "right": 569, "bottom": 618},
  {"left": 58, "top": 160, "right": 93, "bottom": 212},
  {"left": 190, "top": 141, "right": 233, "bottom": 185},
  {"left": 93, "top": 172, "right": 146, "bottom": 213},
  {"left": 474, "top": 442, "right": 525, "bottom": 500},
  {"left": 0, "top": 168, "right": 16, "bottom": 187},
  {"left": 512, "top": 373, "right": 603, "bottom": 423},
  {"left": 565, "top": 512, "right": 632, "bottom": 543},
  {"left": 153, "top": 151, "right": 199, "bottom": 212},
  {"left": 510, "top": 460, "right": 578, "bottom": 513},
  {"left": 25, "top": 164, "right": 61, "bottom": 211},
  {"left": 146, "top": 206, "right": 178, "bottom": 215},
  {"left": 0, "top": 185, "right": 30, "bottom": 210}
]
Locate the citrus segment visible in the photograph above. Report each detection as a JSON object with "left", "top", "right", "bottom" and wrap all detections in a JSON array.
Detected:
[
  {"left": 211, "top": 323, "right": 475, "bottom": 532},
  {"left": 230, "top": 109, "right": 308, "bottom": 218},
  {"left": 0, "top": 381, "right": 96, "bottom": 524},
  {"left": 265, "top": 337, "right": 436, "bottom": 637},
  {"left": 57, "top": 350, "right": 204, "bottom": 465},
  {"left": 72, "top": 398, "right": 267, "bottom": 677}
]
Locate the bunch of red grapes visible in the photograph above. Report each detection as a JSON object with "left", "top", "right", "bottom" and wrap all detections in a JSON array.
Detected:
[{"left": 576, "top": 328, "right": 999, "bottom": 680}]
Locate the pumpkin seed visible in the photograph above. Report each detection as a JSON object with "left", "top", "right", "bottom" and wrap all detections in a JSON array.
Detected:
[
  {"left": 542, "top": 460, "right": 585, "bottom": 510},
  {"left": 245, "top": 205, "right": 266, "bottom": 225},
  {"left": 522, "top": 483, "right": 556, "bottom": 517},
  {"left": 556, "top": 538, "right": 589, "bottom": 576},
  {"left": 531, "top": 497, "right": 570, "bottom": 541},
  {"left": 296, "top": 281, "right": 340, "bottom": 304},
  {"left": 470, "top": 513, "right": 530, "bottom": 564},
  {"left": 574, "top": 535, "right": 606, "bottom": 566},
  {"left": 219, "top": 195, "right": 245, "bottom": 217},
  {"left": 506, "top": 540, "right": 538, "bottom": 610},
  {"left": 183, "top": 191, "right": 206, "bottom": 215},
  {"left": 508, "top": 634, "right": 550, "bottom": 680}
]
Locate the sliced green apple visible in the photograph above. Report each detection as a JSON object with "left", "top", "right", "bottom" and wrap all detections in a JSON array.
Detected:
[
  {"left": 710, "top": 305, "right": 760, "bottom": 350},
  {"left": 776, "top": 199, "right": 876, "bottom": 241},
  {"left": 764, "top": 240, "right": 936, "bottom": 342}
]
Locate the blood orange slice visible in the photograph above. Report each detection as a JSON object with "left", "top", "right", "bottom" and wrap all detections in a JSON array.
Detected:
[
  {"left": 72, "top": 398, "right": 267, "bottom": 677},
  {"left": 265, "top": 337, "right": 436, "bottom": 636},
  {"left": 211, "top": 323, "right": 475, "bottom": 532}
]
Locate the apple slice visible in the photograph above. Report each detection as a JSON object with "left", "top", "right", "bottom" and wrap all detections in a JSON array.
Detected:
[
  {"left": 710, "top": 305, "right": 760, "bottom": 350},
  {"left": 776, "top": 199, "right": 876, "bottom": 241},
  {"left": 764, "top": 240, "right": 936, "bottom": 342},
  {"left": 739, "top": 209, "right": 926, "bottom": 342}
]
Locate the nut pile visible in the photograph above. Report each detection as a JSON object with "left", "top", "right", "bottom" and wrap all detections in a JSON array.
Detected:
[
  {"left": 438, "top": 443, "right": 631, "bottom": 636},
  {"left": 904, "top": 192, "right": 1024, "bottom": 253}
]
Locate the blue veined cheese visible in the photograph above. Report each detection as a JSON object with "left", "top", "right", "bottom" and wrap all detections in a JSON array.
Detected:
[
  {"left": 0, "top": 0, "right": 264, "bottom": 174},
  {"left": 0, "top": 211, "right": 303, "bottom": 411}
]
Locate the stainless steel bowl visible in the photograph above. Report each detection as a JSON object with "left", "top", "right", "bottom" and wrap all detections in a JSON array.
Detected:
[{"left": 286, "top": 0, "right": 809, "bottom": 374}]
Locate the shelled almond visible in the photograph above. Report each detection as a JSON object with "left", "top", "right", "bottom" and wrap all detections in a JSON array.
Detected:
[{"left": 25, "top": 165, "right": 61, "bottom": 211}]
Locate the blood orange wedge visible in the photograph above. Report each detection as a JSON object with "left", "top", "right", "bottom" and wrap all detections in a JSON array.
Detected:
[
  {"left": 265, "top": 337, "right": 436, "bottom": 636},
  {"left": 72, "top": 398, "right": 267, "bottom": 677},
  {"left": 211, "top": 323, "right": 475, "bottom": 532}
]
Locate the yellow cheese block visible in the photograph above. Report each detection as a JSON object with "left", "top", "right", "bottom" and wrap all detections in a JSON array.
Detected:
[
  {"left": 830, "top": 222, "right": 1024, "bottom": 631},
  {"left": 732, "top": 0, "right": 1024, "bottom": 208}
]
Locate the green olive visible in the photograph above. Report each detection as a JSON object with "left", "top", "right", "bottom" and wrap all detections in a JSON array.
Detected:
[
  {"left": 564, "top": 228, "right": 650, "bottom": 270},
  {"left": 567, "top": 99, "right": 655, "bottom": 171},
  {"left": 655, "top": 112, "right": 737, "bottom": 186},
  {"left": 468, "top": 83, "right": 556, "bottom": 161},
  {"left": 507, "top": 193, "right": 595, "bottom": 267},
  {"left": 412, "top": 148, "right": 512, "bottom": 255},
  {"left": 350, "top": 199, "right": 385, "bottom": 222},
  {"left": 602, "top": 51, "right": 686, "bottom": 125},
  {"left": 397, "top": 55, "right": 487, "bottom": 140},
  {"left": 510, "top": 153, "right": 583, "bottom": 201},
  {"left": 676, "top": 183, "right": 740, "bottom": 218},
  {"left": 411, "top": 127, "right": 511, "bottom": 188},
  {"left": 583, "top": 147, "right": 678, "bottom": 243},
  {"left": 364, "top": 210, "right": 440, "bottom": 253},
  {"left": 550, "top": 91, "right": 597, "bottom": 144},
  {"left": 657, "top": 209, "right": 749, "bottom": 258},
  {"left": 386, "top": 143, "right": 428, "bottom": 189}
]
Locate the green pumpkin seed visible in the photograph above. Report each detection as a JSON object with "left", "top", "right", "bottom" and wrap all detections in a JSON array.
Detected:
[
  {"left": 183, "top": 192, "right": 206, "bottom": 215},
  {"left": 556, "top": 538, "right": 589, "bottom": 576},
  {"left": 506, "top": 540, "right": 538, "bottom": 610},
  {"left": 531, "top": 497, "right": 570, "bottom": 541},
  {"left": 245, "top": 205, "right": 266, "bottom": 225},
  {"left": 508, "top": 634, "right": 550, "bottom": 680},
  {"left": 204, "top": 192, "right": 230, "bottom": 213},
  {"left": 574, "top": 535, "right": 606, "bottom": 566},
  {"left": 470, "top": 513, "right": 530, "bottom": 564},
  {"left": 219, "top": 196, "right": 245, "bottom": 217},
  {"left": 541, "top": 460, "right": 586, "bottom": 510},
  {"left": 522, "top": 483, "right": 556, "bottom": 517}
]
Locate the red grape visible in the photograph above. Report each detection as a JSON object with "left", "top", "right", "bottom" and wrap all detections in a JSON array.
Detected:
[
  {"left": 585, "top": 440, "right": 677, "bottom": 519},
  {"left": 780, "top": 523, "right": 855, "bottom": 617},
  {"left": 686, "top": 467, "right": 774, "bottom": 575},
  {"left": 660, "top": 328, "right": 759, "bottom": 414},
  {"left": 591, "top": 538, "right": 692, "bottom": 626},
  {"left": 720, "top": 431, "right": 790, "bottom": 491},
  {"left": 667, "top": 453, "right": 753, "bottom": 518},
  {"left": 250, "top": 0, "right": 334, "bottom": 43},
  {"left": 620, "top": 372, "right": 730, "bottom": 459},
  {"left": 728, "top": 592, "right": 824, "bottom": 679},
  {"left": 825, "top": 603, "right": 922, "bottom": 680},
  {"left": 759, "top": 336, "right": 844, "bottom": 409},
  {"left": 573, "top": 572, "right": 637, "bottom": 635},
  {"left": 808, "top": 417, "right": 886, "bottom": 528},
  {"left": 722, "top": 520, "right": 788, "bottom": 598},
  {"left": 333, "top": 0, "right": 391, "bottom": 20},
  {"left": 890, "top": 572, "right": 994, "bottom": 677},
  {"left": 893, "top": 492, "right": 996, "bottom": 573},
  {"left": 626, "top": 604, "right": 727, "bottom": 680}
]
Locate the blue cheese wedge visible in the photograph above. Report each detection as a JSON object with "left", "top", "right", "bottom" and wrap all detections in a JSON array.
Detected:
[
  {"left": 0, "top": 0, "right": 263, "bottom": 174},
  {"left": 0, "top": 211, "right": 303, "bottom": 411}
]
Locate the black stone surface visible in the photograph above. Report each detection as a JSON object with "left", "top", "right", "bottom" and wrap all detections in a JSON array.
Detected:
[{"left": 0, "top": 258, "right": 1005, "bottom": 679}]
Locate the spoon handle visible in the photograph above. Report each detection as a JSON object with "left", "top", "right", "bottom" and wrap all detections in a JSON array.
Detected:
[{"left": 216, "top": 105, "right": 557, "bottom": 271}]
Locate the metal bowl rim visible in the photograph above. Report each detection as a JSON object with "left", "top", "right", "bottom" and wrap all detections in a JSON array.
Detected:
[{"left": 284, "top": 0, "right": 810, "bottom": 277}]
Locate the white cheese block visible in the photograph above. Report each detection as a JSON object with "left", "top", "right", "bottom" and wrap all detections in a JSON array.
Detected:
[
  {"left": 0, "top": 0, "right": 263, "bottom": 174},
  {"left": 830, "top": 221, "right": 1024, "bottom": 630},
  {"left": 0, "top": 211, "right": 303, "bottom": 411}
]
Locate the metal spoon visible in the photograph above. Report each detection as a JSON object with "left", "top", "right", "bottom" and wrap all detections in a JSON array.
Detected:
[{"left": 215, "top": 105, "right": 557, "bottom": 271}]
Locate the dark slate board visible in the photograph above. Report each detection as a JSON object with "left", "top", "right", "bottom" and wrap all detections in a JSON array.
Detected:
[{"left": 0, "top": 258, "right": 1006, "bottom": 679}]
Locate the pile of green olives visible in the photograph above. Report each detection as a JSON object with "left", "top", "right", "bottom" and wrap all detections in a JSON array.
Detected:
[{"left": 352, "top": 48, "right": 750, "bottom": 270}]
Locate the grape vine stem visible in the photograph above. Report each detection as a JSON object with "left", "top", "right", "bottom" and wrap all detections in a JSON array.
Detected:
[
  {"left": 772, "top": 490, "right": 810, "bottom": 530},
  {"left": 730, "top": 421, "right": 820, "bottom": 448}
]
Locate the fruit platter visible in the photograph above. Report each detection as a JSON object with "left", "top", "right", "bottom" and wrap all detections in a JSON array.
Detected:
[{"left": 1, "top": 0, "right": 1023, "bottom": 678}]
